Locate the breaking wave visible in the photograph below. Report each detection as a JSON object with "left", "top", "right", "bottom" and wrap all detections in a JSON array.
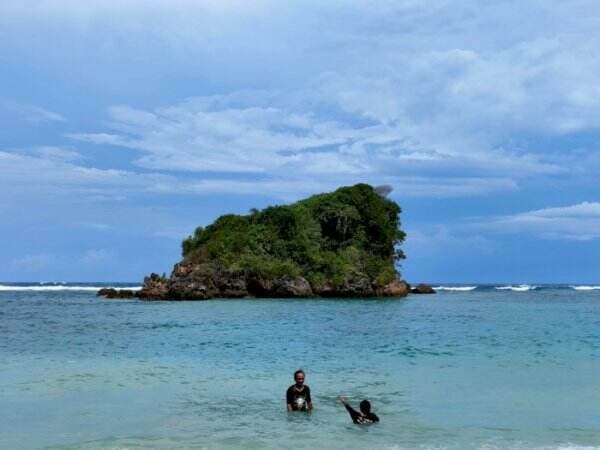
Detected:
[
  {"left": 433, "top": 286, "right": 478, "bottom": 291},
  {"left": 570, "top": 285, "right": 600, "bottom": 291},
  {"left": 0, "top": 284, "right": 141, "bottom": 292},
  {"left": 495, "top": 285, "right": 537, "bottom": 292}
]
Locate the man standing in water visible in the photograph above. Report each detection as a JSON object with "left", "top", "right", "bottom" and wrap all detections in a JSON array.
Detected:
[{"left": 286, "top": 369, "right": 312, "bottom": 411}]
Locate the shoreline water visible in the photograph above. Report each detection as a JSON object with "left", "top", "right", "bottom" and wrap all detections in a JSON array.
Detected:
[
  {"left": 2, "top": 285, "right": 600, "bottom": 449},
  {"left": 2, "top": 282, "right": 600, "bottom": 292}
]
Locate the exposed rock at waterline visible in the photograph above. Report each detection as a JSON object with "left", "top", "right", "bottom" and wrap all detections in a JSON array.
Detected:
[
  {"left": 410, "top": 283, "right": 436, "bottom": 294},
  {"left": 98, "top": 184, "right": 431, "bottom": 300}
]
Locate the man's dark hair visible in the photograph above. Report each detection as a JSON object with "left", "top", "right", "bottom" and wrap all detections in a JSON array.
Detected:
[
  {"left": 294, "top": 369, "right": 305, "bottom": 380},
  {"left": 359, "top": 400, "right": 371, "bottom": 414}
]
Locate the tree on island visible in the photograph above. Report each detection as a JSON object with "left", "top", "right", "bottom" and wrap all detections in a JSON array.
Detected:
[
  {"left": 182, "top": 183, "right": 404, "bottom": 285},
  {"left": 124, "top": 184, "right": 410, "bottom": 300}
]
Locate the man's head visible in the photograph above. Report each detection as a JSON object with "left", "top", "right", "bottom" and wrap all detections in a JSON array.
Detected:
[
  {"left": 359, "top": 400, "right": 371, "bottom": 414},
  {"left": 294, "top": 369, "right": 305, "bottom": 386}
]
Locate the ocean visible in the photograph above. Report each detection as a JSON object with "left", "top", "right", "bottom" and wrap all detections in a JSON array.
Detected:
[{"left": 1, "top": 283, "right": 600, "bottom": 449}]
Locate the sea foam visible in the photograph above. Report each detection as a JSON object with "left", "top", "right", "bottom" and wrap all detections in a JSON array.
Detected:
[
  {"left": 495, "top": 284, "right": 537, "bottom": 292},
  {"left": 433, "top": 286, "right": 478, "bottom": 291},
  {"left": 0, "top": 285, "right": 141, "bottom": 292},
  {"left": 570, "top": 285, "right": 600, "bottom": 291}
]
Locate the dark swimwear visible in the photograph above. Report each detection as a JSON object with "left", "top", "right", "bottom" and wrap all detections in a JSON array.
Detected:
[
  {"left": 286, "top": 384, "right": 311, "bottom": 411},
  {"left": 344, "top": 404, "right": 379, "bottom": 424}
]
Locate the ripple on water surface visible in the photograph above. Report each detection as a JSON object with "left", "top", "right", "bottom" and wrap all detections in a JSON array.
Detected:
[{"left": 2, "top": 288, "right": 600, "bottom": 449}]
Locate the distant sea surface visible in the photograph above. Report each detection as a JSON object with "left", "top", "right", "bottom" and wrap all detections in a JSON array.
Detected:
[{"left": 2, "top": 283, "right": 600, "bottom": 449}]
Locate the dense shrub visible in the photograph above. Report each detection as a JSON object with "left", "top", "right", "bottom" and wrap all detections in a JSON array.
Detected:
[{"left": 181, "top": 184, "right": 405, "bottom": 286}]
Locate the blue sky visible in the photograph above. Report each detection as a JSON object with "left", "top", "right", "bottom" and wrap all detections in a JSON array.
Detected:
[{"left": 2, "top": 0, "right": 600, "bottom": 283}]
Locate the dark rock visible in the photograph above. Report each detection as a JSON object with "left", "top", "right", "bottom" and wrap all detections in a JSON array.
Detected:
[
  {"left": 166, "top": 263, "right": 219, "bottom": 300},
  {"left": 214, "top": 266, "right": 249, "bottom": 298},
  {"left": 97, "top": 288, "right": 136, "bottom": 299},
  {"left": 312, "top": 276, "right": 375, "bottom": 297},
  {"left": 215, "top": 279, "right": 248, "bottom": 298},
  {"left": 247, "top": 277, "right": 274, "bottom": 297},
  {"left": 248, "top": 276, "right": 312, "bottom": 297},
  {"left": 136, "top": 264, "right": 250, "bottom": 300},
  {"left": 271, "top": 276, "right": 313, "bottom": 297},
  {"left": 110, "top": 289, "right": 136, "bottom": 299},
  {"left": 136, "top": 273, "right": 169, "bottom": 300},
  {"left": 97, "top": 288, "right": 116, "bottom": 297},
  {"left": 101, "top": 268, "right": 413, "bottom": 300},
  {"left": 343, "top": 276, "right": 375, "bottom": 296},
  {"left": 378, "top": 279, "right": 410, "bottom": 297},
  {"left": 410, "top": 283, "right": 436, "bottom": 294},
  {"left": 126, "top": 251, "right": 416, "bottom": 302},
  {"left": 166, "top": 282, "right": 211, "bottom": 300}
]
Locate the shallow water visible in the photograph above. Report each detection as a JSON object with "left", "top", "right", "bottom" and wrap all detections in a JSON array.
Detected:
[{"left": 1, "top": 284, "right": 600, "bottom": 449}]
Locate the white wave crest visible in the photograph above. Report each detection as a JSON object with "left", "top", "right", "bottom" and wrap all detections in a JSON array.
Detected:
[
  {"left": 0, "top": 285, "right": 141, "bottom": 292},
  {"left": 571, "top": 285, "right": 600, "bottom": 291},
  {"left": 433, "top": 286, "right": 477, "bottom": 291},
  {"left": 495, "top": 284, "right": 537, "bottom": 292}
]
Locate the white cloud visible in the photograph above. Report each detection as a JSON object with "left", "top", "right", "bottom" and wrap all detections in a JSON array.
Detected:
[
  {"left": 6, "top": 1, "right": 600, "bottom": 201},
  {"left": 66, "top": 85, "right": 561, "bottom": 199},
  {"left": 32, "top": 146, "right": 81, "bottom": 161},
  {"left": 478, "top": 202, "right": 600, "bottom": 240},
  {"left": 1, "top": 145, "right": 521, "bottom": 203},
  {"left": 0, "top": 150, "right": 168, "bottom": 198},
  {"left": 3, "top": 102, "right": 65, "bottom": 123},
  {"left": 0, "top": 0, "right": 266, "bottom": 16}
]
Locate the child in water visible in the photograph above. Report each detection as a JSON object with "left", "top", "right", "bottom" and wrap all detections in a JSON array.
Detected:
[{"left": 337, "top": 396, "right": 379, "bottom": 424}]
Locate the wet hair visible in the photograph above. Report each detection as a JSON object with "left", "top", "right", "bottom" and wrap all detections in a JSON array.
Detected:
[
  {"left": 359, "top": 400, "right": 371, "bottom": 414},
  {"left": 294, "top": 369, "right": 305, "bottom": 380}
]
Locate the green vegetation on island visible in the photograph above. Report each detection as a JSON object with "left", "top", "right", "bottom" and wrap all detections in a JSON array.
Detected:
[
  {"left": 181, "top": 183, "right": 405, "bottom": 291},
  {"left": 102, "top": 183, "right": 414, "bottom": 300}
]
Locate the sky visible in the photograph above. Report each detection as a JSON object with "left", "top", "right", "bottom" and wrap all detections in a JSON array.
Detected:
[{"left": 1, "top": 0, "right": 600, "bottom": 283}]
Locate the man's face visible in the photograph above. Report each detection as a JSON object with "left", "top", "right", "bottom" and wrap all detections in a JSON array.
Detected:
[{"left": 295, "top": 373, "right": 305, "bottom": 386}]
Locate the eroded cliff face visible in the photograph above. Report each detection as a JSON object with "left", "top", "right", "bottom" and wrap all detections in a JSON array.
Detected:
[{"left": 131, "top": 262, "right": 411, "bottom": 300}]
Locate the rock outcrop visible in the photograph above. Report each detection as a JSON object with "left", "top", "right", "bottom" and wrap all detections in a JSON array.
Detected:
[
  {"left": 247, "top": 275, "right": 313, "bottom": 298},
  {"left": 136, "top": 273, "right": 169, "bottom": 299},
  {"left": 379, "top": 279, "right": 411, "bottom": 297},
  {"left": 410, "top": 283, "right": 436, "bottom": 294},
  {"left": 97, "top": 184, "right": 432, "bottom": 300},
  {"left": 100, "top": 268, "right": 413, "bottom": 300},
  {"left": 97, "top": 287, "right": 137, "bottom": 299},
  {"left": 97, "top": 272, "right": 424, "bottom": 300}
]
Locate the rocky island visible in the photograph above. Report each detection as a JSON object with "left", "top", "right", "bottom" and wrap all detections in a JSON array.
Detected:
[{"left": 100, "top": 184, "right": 433, "bottom": 300}]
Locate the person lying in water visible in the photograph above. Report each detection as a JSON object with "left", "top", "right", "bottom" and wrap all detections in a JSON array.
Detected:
[
  {"left": 286, "top": 369, "right": 312, "bottom": 411},
  {"left": 337, "top": 396, "right": 379, "bottom": 424}
]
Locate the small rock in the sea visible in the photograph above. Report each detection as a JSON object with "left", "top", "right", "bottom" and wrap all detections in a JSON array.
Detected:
[
  {"left": 97, "top": 288, "right": 117, "bottom": 297},
  {"left": 410, "top": 283, "right": 436, "bottom": 294},
  {"left": 98, "top": 288, "right": 136, "bottom": 299}
]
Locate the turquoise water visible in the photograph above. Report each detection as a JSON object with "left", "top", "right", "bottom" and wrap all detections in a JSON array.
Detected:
[{"left": 1, "top": 284, "right": 600, "bottom": 449}]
